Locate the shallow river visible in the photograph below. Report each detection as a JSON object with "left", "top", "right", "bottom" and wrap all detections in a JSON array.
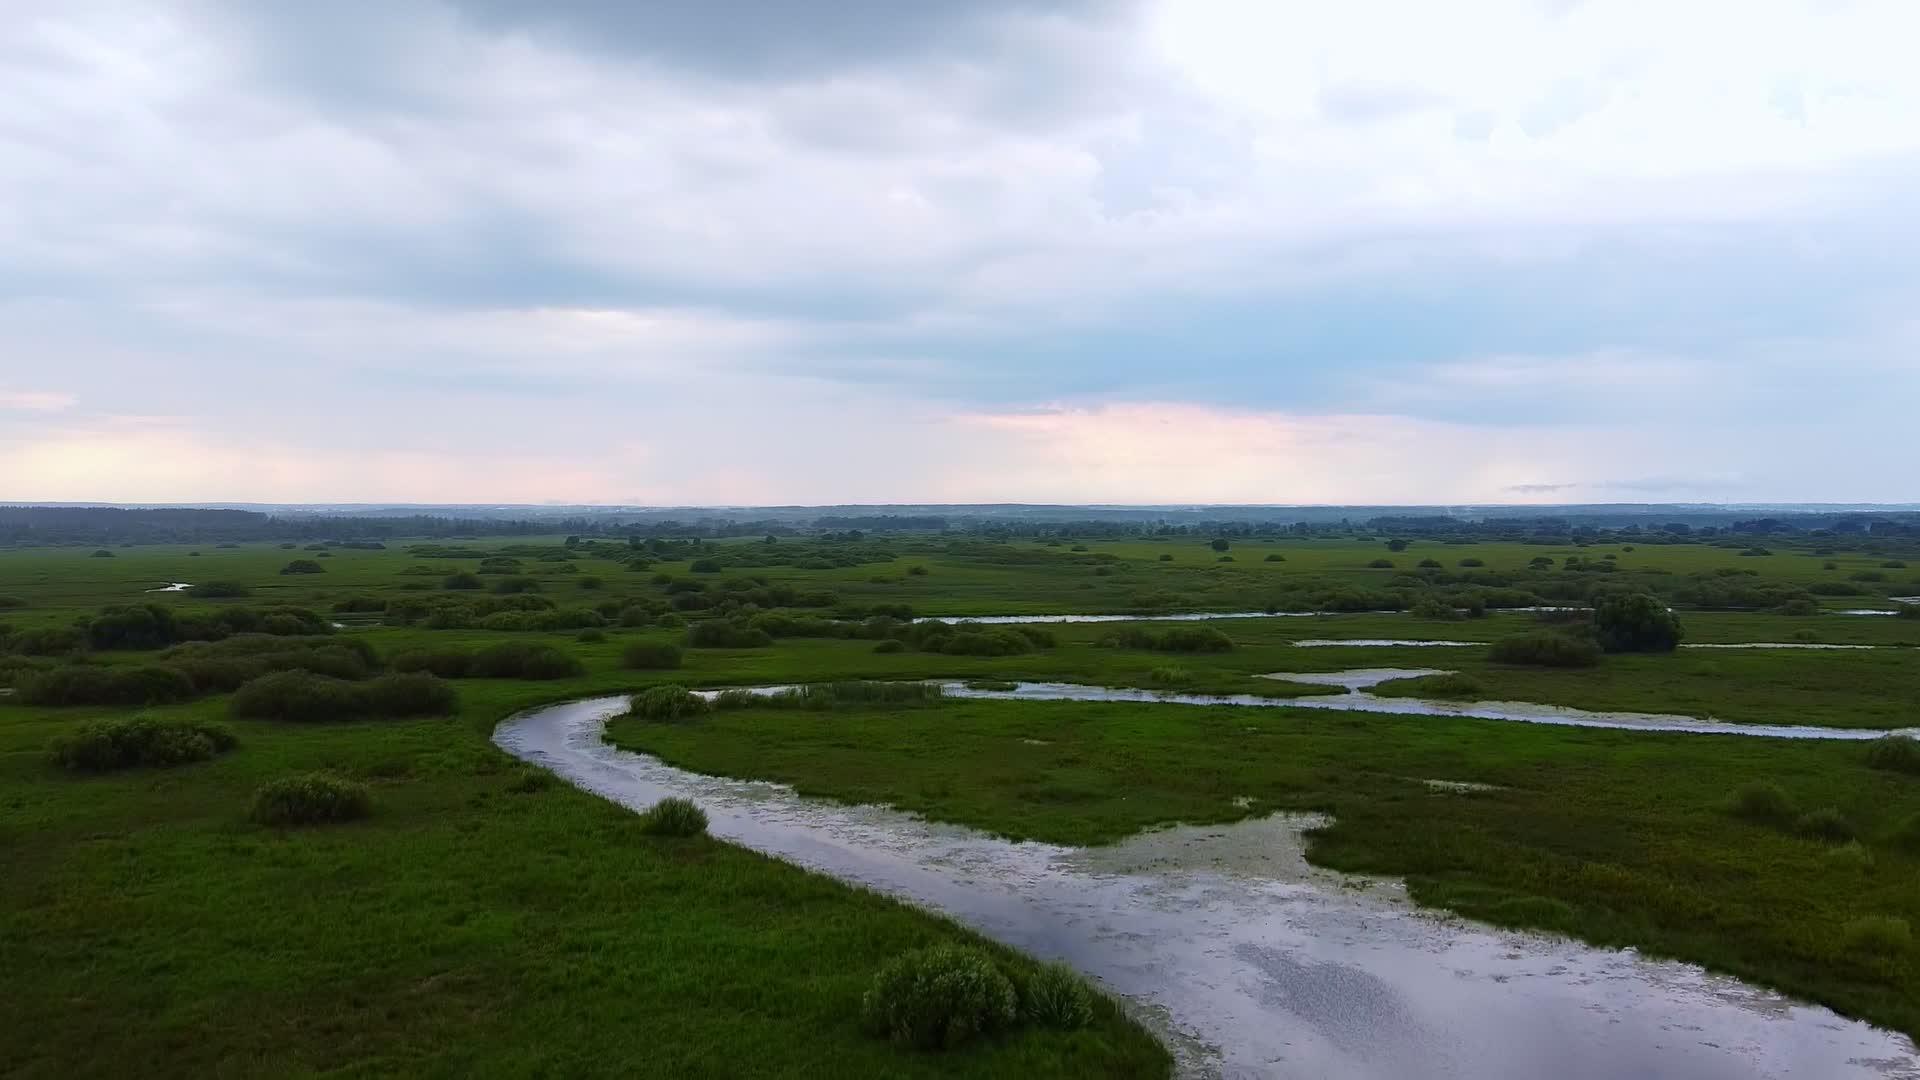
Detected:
[{"left": 497, "top": 696, "right": 1920, "bottom": 1080}]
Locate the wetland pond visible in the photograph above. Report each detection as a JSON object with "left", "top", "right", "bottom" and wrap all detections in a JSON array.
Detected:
[{"left": 498, "top": 687, "right": 1920, "bottom": 1079}]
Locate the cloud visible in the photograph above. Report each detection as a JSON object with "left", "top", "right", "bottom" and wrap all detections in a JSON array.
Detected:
[
  {"left": 2, "top": 1, "right": 1919, "bottom": 503},
  {"left": 0, "top": 389, "right": 76, "bottom": 412}
]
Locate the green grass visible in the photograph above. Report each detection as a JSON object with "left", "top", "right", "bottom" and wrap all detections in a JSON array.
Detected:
[
  {"left": 6, "top": 531, "right": 1920, "bottom": 1071},
  {"left": 0, "top": 686, "right": 1166, "bottom": 1078}
]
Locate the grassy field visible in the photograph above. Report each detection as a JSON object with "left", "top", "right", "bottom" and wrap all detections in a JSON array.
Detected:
[{"left": 4, "top": 531, "right": 1920, "bottom": 1073}]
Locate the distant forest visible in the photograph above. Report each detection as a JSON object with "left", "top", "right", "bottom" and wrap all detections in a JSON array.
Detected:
[{"left": 4, "top": 504, "right": 1920, "bottom": 548}]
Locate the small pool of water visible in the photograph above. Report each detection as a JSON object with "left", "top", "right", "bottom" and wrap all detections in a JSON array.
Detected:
[{"left": 145, "top": 582, "right": 192, "bottom": 593}]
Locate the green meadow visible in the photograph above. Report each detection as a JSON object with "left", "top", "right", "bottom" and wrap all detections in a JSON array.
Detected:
[{"left": 4, "top": 528, "right": 1920, "bottom": 1073}]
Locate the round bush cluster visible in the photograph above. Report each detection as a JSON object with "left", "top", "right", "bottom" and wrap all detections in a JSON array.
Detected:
[
  {"left": 1018, "top": 963, "right": 1093, "bottom": 1030},
  {"left": 1489, "top": 632, "right": 1601, "bottom": 668},
  {"left": 627, "top": 684, "right": 710, "bottom": 722},
  {"left": 621, "top": 641, "right": 684, "bottom": 670},
  {"left": 860, "top": 945, "right": 1019, "bottom": 1051},
  {"left": 49, "top": 715, "right": 238, "bottom": 771},
  {"left": 1866, "top": 735, "right": 1920, "bottom": 775},
  {"left": 251, "top": 772, "right": 372, "bottom": 826},
  {"left": 636, "top": 797, "right": 708, "bottom": 837}
]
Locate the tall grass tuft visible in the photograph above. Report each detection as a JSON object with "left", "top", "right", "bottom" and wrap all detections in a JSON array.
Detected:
[
  {"left": 251, "top": 772, "right": 372, "bottom": 826},
  {"left": 636, "top": 797, "right": 707, "bottom": 837},
  {"left": 860, "top": 945, "right": 1019, "bottom": 1051}
]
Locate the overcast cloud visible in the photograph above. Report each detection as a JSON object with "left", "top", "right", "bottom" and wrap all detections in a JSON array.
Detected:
[{"left": 3, "top": 0, "right": 1917, "bottom": 504}]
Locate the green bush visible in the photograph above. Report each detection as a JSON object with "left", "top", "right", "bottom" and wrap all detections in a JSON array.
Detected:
[
  {"left": 250, "top": 772, "right": 372, "bottom": 826},
  {"left": 1795, "top": 807, "right": 1855, "bottom": 844},
  {"left": 1865, "top": 735, "right": 1920, "bottom": 775},
  {"left": 443, "top": 572, "right": 484, "bottom": 590},
  {"left": 636, "top": 797, "right": 708, "bottom": 837},
  {"left": 389, "top": 647, "right": 474, "bottom": 678},
  {"left": 1489, "top": 632, "right": 1601, "bottom": 668},
  {"left": 628, "top": 685, "right": 710, "bottom": 722},
  {"left": 684, "top": 620, "right": 773, "bottom": 648},
  {"left": 1458, "top": 557, "right": 1485, "bottom": 567},
  {"left": 1367, "top": 558, "right": 1395, "bottom": 569},
  {"left": 363, "top": 672, "right": 459, "bottom": 717},
  {"left": 492, "top": 576, "right": 541, "bottom": 594},
  {"left": 186, "top": 581, "right": 250, "bottom": 598},
  {"left": 1418, "top": 673, "right": 1485, "bottom": 700},
  {"left": 1146, "top": 666, "right": 1193, "bottom": 688},
  {"left": 18, "top": 664, "right": 196, "bottom": 706},
  {"left": 279, "top": 559, "right": 325, "bottom": 575},
  {"left": 1842, "top": 915, "right": 1911, "bottom": 954},
  {"left": 621, "top": 641, "right": 684, "bottom": 669},
  {"left": 4, "top": 626, "right": 85, "bottom": 656},
  {"left": 1825, "top": 842, "right": 1875, "bottom": 873},
  {"left": 1728, "top": 781, "right": 1795, "bottom": 825},
  {"left": 1592, "top": 592, "right": 1683, "bottom": 652},
  {"left": 469, "top": 641, "right": 584, "bottom": 680},
  {"left": 860, "top": 945, "right": 1019, "bottom": 1051},
  {"left": 1017, "top": 963, "right": 1094, "bottom": 1030},
  {"left": 711, "top": 688, "right": 765, "bottom": 710},
  {"left": 0, "top": 595, "right": 24, "bottom": 609},
  {"left": 1892, "top": 813, "right": 1920, "bottom": 853},
  {"left": 230, "top": 671, "right": 371, "bottom": 722},
  {"left": 1104, "top": 626, "right": 1233, "bottom": 653},
  {"left": 575, "top": 628, "right": 606, "bottom": 644},
  {"left": 872, "top": 639, "right": 906, "bottom": 654},
  {"left": 49, "top": 715, "right": 237, "bottom": 771}
]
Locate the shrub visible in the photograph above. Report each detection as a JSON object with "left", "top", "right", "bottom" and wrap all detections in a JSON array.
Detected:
[
  {"left": 1147, "top": 666, "right": 1194, "bottom": 687},
  {"left": 621, "top": 641, "right": 683, "bottom": 670},
  {"left": 1850, "top": 570, "right": 1887, "bottom": 583},
  {"left": 1592, "top": 592, "right": 1682, "bottom": 652},
  {"left": 1419, "top": 673, "right": 1485, "bottom": 700},
  {"left": 251, "top": 772, "right": 371, "bottom": 826},
  {"left": 711, "top": 688, "right": 765, "bottom": 710},
  {"left": 575, "top": 628, "right": 607, "bottom": 644},
  {"left": 18, "top": 664, "right": 196, "bottom": 706},
  {"left": 1825, "top": 842, "right": 1876, "bottom": 873},
  {"left": 1458, "top": 557, "right": 1485, "bottom": 567},
  {"left": 860, "top": 945, "right": 1019, "bottom": 1051},
  {"left": 1159, "top": 554, "right": 1174, "bottom": 562},
  {"left": 1866, "top": 735, "right": 1920, "bottom": 775},
  {"left": 636, "top": 797, "right": 708, "bottom": 837},
  {"left": 1795, "top": 807, "right": 1855, "bottom": 844},
  {"left": 1417, "top": 558, "right": 1443, "bottom": 569},
  {"left": 578, "top": 576, "right": 604, "bottom": 590},
  {"left": 89, "top": 549, "right": 115, "bottom": 558},
  {"left": 907, "top": 565, "right": 929, "bottom": 576},
  {"left": 389, "top": 647, "right": 474, "bottom": 678},
  {"left": 363, "top": 672, "right": 459, "bottom": 717},
  {"left": 280, "top": 559, "right": 325, "bottom": 575},
  {"left": 872, "top": 639, "right": 905, "bottom": 654},
  {"left": 627, "top": 684, "right": 709, "bottom": 722},
  {"left": 1105, "top": 626, "right": 1233, "bottom": 653},
  {"left": 1893, "top": 813, "right": 1920, "bottom": 853},
  {"left": 684, "top": 620, "right": 773, "bottom": 648},
  {"left": 186, "top": 581, "right": 250, "bottom": 598},
  {"left": 1883, "top": 560, "right": 1909, "bottom": 569},
  {"left": 1409, "top": 597, "right": 1462, "bottom": 621},
  {"left": 1896, "top": 604, "right": 1920, "bottom": 620},
  {"left": 4, "top": 626, "right": 85, "bottom": 656},
  {"left": 1264, "top": 553, "right": 1285, "bottom": 562},
  {"left": 1488, "top": 632, "right": 1601, "bottom": 668},
  {"left": 230, "top": 671, "right": 371, "bottom": 722},
  {"left": 1367, "top": 558, "right": 1395, "bottom": 569},
  {"left": 469, "top": 641, "right": 584, "bottom": 680},
  {"left": 443, "top": 572, "right": 484, "bottom": 591},
  {"left": 1017, "top": 963, "right": 1094, "bottom": 1030},
  {"left": 1842, "top": 915, "right": 1912, "bottom": 954},
  {"left": 1728, "top": 781, "right": 1794, "bottom": 825},
  {"left": 492, "top": 576, "right": 541, "bottom": 594},
  {"left": 49, "top": 715, "right": 237, "bottom": 771}
]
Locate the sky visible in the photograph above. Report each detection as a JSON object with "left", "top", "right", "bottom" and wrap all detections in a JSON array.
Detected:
[{"left": 2, "top": 0, "right": 1917, "bottom": 506}]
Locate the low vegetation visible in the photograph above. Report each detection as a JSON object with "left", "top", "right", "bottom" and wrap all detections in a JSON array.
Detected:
[
  {"left": 636, "top": 797, "right": 708, "bottom": 837},
  {"left": 49, "top": 715, "right": 238, "bottom": 771},
  {"left": 250, "top": 772, "right": 373, "bottom": 825}
]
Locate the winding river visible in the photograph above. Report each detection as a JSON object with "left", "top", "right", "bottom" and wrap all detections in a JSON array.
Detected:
[{"left": 496, "top": 689, "right": 1920, "bottom": 1079}]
